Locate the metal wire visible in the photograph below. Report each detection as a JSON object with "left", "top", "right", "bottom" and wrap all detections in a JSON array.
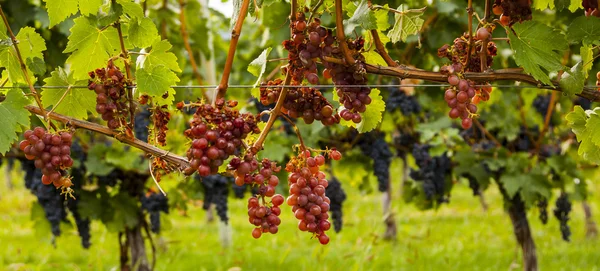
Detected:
[{"left": 1, "top": 84, "right": 598, "bottom": 90}]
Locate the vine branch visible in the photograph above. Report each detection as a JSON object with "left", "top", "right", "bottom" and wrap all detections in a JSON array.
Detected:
[
  {"left": 367, "top": 0, "right": 396, "bottom": 67},
  {"left": 252, "top": 71, "right": 291, "bottom": 153},
  {"left": 334, "top": 0, "right": 355, "bottom": 64},
  {"left": 25, "top": 105, "right": 190, "bottom": 170},
  {"left": 214, "top": 0, "right": 251, "bottom": 102}
]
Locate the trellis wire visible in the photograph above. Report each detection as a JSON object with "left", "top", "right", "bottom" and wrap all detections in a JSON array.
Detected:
[{"left": 0, "top": 84, "right": 598, "bottom": 90}]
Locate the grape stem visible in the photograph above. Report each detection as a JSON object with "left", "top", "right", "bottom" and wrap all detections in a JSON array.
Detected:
[
  {"left": 0, "top": 5, "right": 56, "bottom": 130},
  {"left": 473, "top": 119, "right": 502, "bottom": 147},
  {"left": 465, "top": 0, "right": 474, "bottom": 70},
  {"left": 214, "top": 0, "right": 251, "bottom": 103},
  {"left": 179, "top": 0, "right": 210, "bottom": 101},
  {"left": 252, "top": 71, "right": 292, "bottom": 154},
  {"left": 334, "top": 0, "right": 356, "bottom": 65},
  {"left": 149, "top": 160, "right": 167, "bottom": 196},
  {"left": 307, "top": 0, "right": 324, "bottom": 23},
  {"left": 280, "top": 114, "right": 307, "bottom": 151},
  {"left": 367, "top": 0, "right": 397, "bottom": 67},
  {"left": 25, "top": 105, "right": 191, "bottom": 170},
  {"left": 114, "top": 22, "right": 136, "bottom": 130}
]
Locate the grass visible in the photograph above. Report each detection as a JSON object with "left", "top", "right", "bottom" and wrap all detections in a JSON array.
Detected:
[{"left": 0, "top": 162, "right": 599, "bottom": 271}]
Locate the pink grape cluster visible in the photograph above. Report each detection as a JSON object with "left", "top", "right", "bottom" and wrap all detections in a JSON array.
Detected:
[{"left": 19, "top": 127, "right": 74, "bottom": 188}]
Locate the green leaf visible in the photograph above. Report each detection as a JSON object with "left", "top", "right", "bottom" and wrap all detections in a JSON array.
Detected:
[
  {"left": 558, "top": 62, "right": 585, "bottom": 96},
  {"left": 363, "top": 51, "right": 388, "bottom": 66},
  {"left": 79, "top": 0, "right": 103, "bottom": 16},
  {"left": 41, "top": 67, "right": 95, "bottom": 119},
  {"left": 128, "top": 17, "right": 159, "bottom": 48},
  {"left": 500, "top": 173, "right": 528, "bottom": 198},
  {"left": 567, "top": 16, "right": 600, "bottom": 45},
  {"left": 568, "top": 0, "right": 582, "bottom": 11},
  {"left": 566, "top": 106, "right": 600, "bottom": 164},
  {"left": 136, "top": 39, "right": 181, "bottom": 72},
  {"left": 0, "top": 48, "right": 25, "bottom": 83},
  {"left": 0, "top": 89, "right": 31, "bottom": 154},
  {"left": 387, "top": 6, "right": 426, "bottom": 44},
  {"left": 532, "top": 0, "right": 554, "bottom": 10},
  {"left": 374, "top": 5, "right": 391, "bottom": 30},
  {"left": 43, "top": 0, "right": 79, "bottom": 27},
  {"left": 116, "top": 0, "right": 144, "bottom": 19},
  {"left": 15, "top": 27, "right": 47, "bottom": 62},
  {"left": 581, "top": 45, "right": 594, "bottom": 78},
  {"left": 507, "top": 21, "right": 567, "bottom": 86},
  {"left": 64, "top": 17, "right": 120, "bottom": 79},
  {"left": 136, "top": 65, "right": 180, "bottom": 98},
  {"left": 344, "top": 0, "right": 378, "bottom": 36},
  {"left": 26, "top": 57, "right": 46, "bottom": 75},
  {"left": 356, "top": 88, "right": 385, "bottom": 133},
  {"left": 247, "top": 47, "right": 272, "bottom": 98},
  {"left": 84, "top": 144, "right": 115, "bottom": 175}
]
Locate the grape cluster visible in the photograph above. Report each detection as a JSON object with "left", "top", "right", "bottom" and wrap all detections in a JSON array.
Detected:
[
  {"left": 183, "top": 99, "right": 260, "bottom": 177},
  {"left": 285, "top": 150, "right": 340, "bottom": 245},
  {"left": 493, "top": 0, "right": 532, "bottom": 26},
  {"left": 134, "top": 107, "right": 151, "bottom": 142},
  {"left": 325, "top": 176, "right": 346, "bottom": 233},
  {"left": 532, "top": 94, "right": 551, "bottom": 117},
  {"left": 386, "top": 89, "right": 421, "bottom": 116},
  {"left": 537, "top": 199, "right": 548, "bottom": 225},
  {"left": 260, "top": 79, "right": 340, "bottom": 125},
  {"left": 87, "top": 61, "right": 129, "bottom": 129},
  {"left": 553, "top": 193, "right": 572, "bottom": 242},
  {"left": 438, "top": 31, "right": 497, "bottom": 129},
  {"left": 20, "top": 159, "right": 67, "bottom": 237},
  {"left": 199, "top": 174, "right": 230, "bottom": 224},
  {"left": 356, "top": 131, "right": 393, "bottom": 192},
  {"left": 329, "top": 50, "right": 371, "bottom": 123},
  {"left": 141, "top": 191, "right": 169, "bottom": 233},
  {"left": 463, "top": 174, "right": 481, "bottom": 196},
  {"left": 284, "top": 13, "right": 334, "bottom": 84},
  {"left": 584, "top": 0, "right": 600, "bottom": 17},
  {"left": 230, "top": 158, "right": 284, "bottom": 238},
  {"left": 410, "top": 144, "right": 452, "bottom": 203},
  {"left": 151, "top": 105, "right": 170, "bottom": 146},
  {"left": 393, "top": 131, "right": 419, "bottom": 158},
  {"left": 19, "top": 127, "right": 74, "bottom": 189}
]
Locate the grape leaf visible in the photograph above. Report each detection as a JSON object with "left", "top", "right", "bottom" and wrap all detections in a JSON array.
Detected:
[
  {"left": 128, "top": 17, "right": 159, "bottom": 48},
  {"left": 374, "top": 5, "right": 391, "bottom": 30},
  {"left": 43, "top": 0, "right": 79, "bottom": 27},
  {"left": 532, "top": 0, "right": 554, "bottom": 10},
  {"left": 565, "top": 106, "right": 600, "bottom": 164},
  {"left": 136, "top": 65, "right": 179, "bottom": 99},
  {"left": 363, "top": 51, "right": 388, "bottom": 66},
  {"left": 387, "top": 6, "right": 426, "bottom": 44},
  {"left": 41, "top": 67, "right": 95, "bottom": 119},
  {"left": 79, "top": 0, "right": 103, "bottom": 16},
  {"left": 136, "top": 39, "right": 181, "bottom": 72},
  {"left": 15, "top": 27, "right": 47, "bottom": 62},
  {"left": 64, "top": 17, "right": 120, "bottom": 79},
  {"left": 581, "top": 45, "right": 593, "bottom": 77},
  {"left": 27, "top": 57, "right": 46, "bottom": 75},
  {"left": 247, "top": 47, "right": 272, "bottom": 98},
  {"left": 559, "top": 62, "right": 585, "bottom": 96},
  {"left": 568, "top": 0, "right": 582, "bottom": 11},
  {"left": 116, "top": 0, "right": 144, "bottom": 19},
  {"left": 0, "top": 89, "right": 31, "bottom": 154},
  {"left": 356, "top": 89, "right": 386, "bottom": 133},
  {"left": 0, "top": 49, "right": 25, "bottom": 83},
  {"left": 507, "top": 21, "right": 567, "bottom": 86},
  {"left": 567, "top": 16, "right": 600, "bottom": 45},
  {"left": 344, "top": 0, "right": 377, "bottom": 36}
]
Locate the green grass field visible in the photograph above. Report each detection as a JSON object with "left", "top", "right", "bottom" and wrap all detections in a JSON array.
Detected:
[{"left": 1, "top": 162, "right": 599, "bottom": 271}]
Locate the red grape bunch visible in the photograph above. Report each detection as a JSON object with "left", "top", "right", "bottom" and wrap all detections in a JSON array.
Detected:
[
  {"left": 584, "top": 0, "right": 600, "bottom": 17},
  {"left": 19, "top": 127, "right": 74, "bottom": 189},
  {"left": 182, "top": 99, "right": 260, "bottom": 177},
  {"left": 260, "top": 79, "right": 340, "bottom": 126},
  {"left": 284, "top": 149, "right": 342, "bottom": 245},
  {"left": 151, "top": 105, "right": 170, "bottom": 146},
  {"left": 438, "top": 29, "right": 497, "bottom": 129},
  {"left": 492, "top": 0, "right": 532, "bottom": 26},
  {"left": 230, "top": 157, "right": 284, "bottom": 238},
  {"left": 87, "top": 60, "right": 130, "bottom": 130}
]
